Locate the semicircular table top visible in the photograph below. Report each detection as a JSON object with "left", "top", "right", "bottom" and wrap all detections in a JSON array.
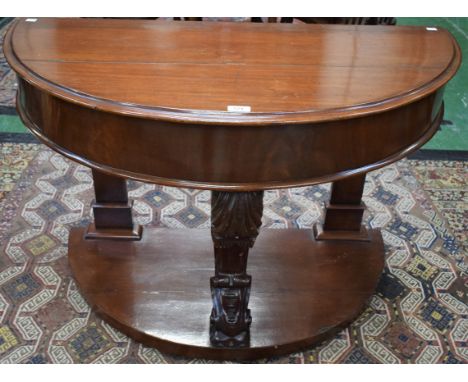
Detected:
[{"left": 5, "top": 17, "right": 461, "bottom": 125}]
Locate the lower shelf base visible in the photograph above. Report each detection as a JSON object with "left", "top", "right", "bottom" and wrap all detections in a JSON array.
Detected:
[{"left": 68, "top": 226, "right": 385, "bottom": 360}]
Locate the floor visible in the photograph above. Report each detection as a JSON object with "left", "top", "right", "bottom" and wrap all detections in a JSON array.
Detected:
[{"left": 0, "top": 142, "right": 466, "bottom": 364}]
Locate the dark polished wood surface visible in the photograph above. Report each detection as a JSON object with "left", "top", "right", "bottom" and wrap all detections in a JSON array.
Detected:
[
  {"left": 69, "top": 227, "right": 385, "bottom": 360},
  {"left": 209, "top": 191, "right": 264, "bottom": 347},
  {"left": 6, "top": 18, "right": 460, "bottom": 124},
  {"left": 85, "top": 169, "right": 142, "bottom": 240},
  {"left": 5, "top": 18, "right": 460, "bottom": 191},
  {"left": 4, "top": 18, "right": 461, "bottom": 359}
]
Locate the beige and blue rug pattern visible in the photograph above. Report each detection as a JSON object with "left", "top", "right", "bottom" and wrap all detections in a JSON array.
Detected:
[{"left": 0, "top": 143, "right": 466, "bottom": 363}]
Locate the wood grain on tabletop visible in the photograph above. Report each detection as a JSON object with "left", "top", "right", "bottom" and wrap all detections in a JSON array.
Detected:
[{"left": 8, "top": 18, "right": 460, "bottom": 123}]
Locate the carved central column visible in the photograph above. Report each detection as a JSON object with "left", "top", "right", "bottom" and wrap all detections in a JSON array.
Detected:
[{"left": 210, "top": 190, "right": 264, "bottom": 347}]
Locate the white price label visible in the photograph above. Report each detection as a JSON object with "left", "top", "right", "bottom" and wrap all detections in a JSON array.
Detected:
[{"left": 227, "top": 105, "right": 251, "bottom": 113}]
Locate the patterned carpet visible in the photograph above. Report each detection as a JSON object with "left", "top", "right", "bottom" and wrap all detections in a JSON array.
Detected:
[
  {"left": 0, "top": 142, "right": 466, "bottom": 363},
  {"left": 0, "top": 19, "right": 16, "bottom": 112}
]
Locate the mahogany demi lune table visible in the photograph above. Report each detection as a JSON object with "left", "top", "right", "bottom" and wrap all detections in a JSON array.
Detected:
[{"left": 4, "top": 18, "right": 461, "bottom": 360}]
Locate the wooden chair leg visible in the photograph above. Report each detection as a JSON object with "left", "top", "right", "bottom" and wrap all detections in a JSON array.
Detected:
[
  {"left": 85, "top": 169, "right": 142, "bottom": 240},
  {"left": 314, "top": 174, "right": 369, "bottom": 241}
]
